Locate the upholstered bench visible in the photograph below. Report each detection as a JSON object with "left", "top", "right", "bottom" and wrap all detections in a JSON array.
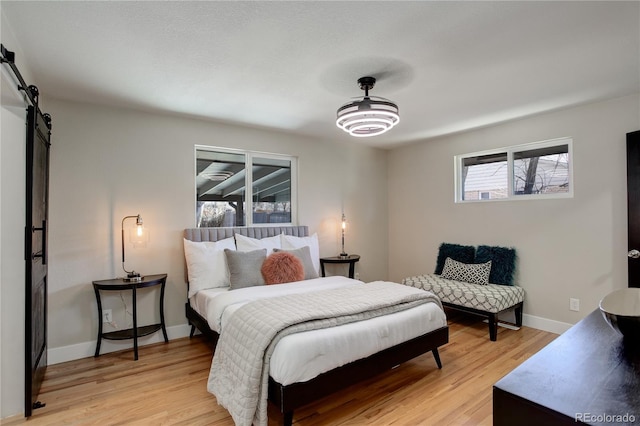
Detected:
[
  {"left": 402, "top": 274, "right": 524, "bottom": 341},
  {"left": 401, "top": 242, "right": 524, "bottom": 341}
]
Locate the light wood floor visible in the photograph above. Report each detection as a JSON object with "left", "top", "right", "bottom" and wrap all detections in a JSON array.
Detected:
[{"left": 2, "top": 312, "right": 557, "bottom": 426}]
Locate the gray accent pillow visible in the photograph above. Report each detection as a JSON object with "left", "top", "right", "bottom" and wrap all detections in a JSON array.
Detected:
[
  {"left": 224, "top": 248, "right": 267, "bottom": 289},
  {"left": 274, "top": 246, "right": 319, "bottom": 280},
  {"left": 441, "top": 257, "right": 492, "bottom": 285}
]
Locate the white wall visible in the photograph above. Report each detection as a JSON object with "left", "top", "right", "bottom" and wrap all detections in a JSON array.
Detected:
[
  {"left": 43, "top": 99, "right": 388, "bottom": 360},
  {"left": 1, "top": 8, "right": 36, "bottom": 418},
  {"left": 388, "top": 94, "right": 640, "bottom": 330},
  {"left": 0, "top": 82, "right": 28, "bottom": 420}
]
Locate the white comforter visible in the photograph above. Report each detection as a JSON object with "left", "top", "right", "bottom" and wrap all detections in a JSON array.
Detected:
[
  {"left": 208, "top": 280, "right": 444, "bottom": 426},
  {"left": 194, "top": 276, "right": 446, "bottom": 385}
]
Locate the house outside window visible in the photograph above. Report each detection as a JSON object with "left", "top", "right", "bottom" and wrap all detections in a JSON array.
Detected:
[
  {"left": 455, "top": 138, "right": 572, "bottom": 202},
  {"left": 195, "top": 146, "right": 297, "bottom": 227}
]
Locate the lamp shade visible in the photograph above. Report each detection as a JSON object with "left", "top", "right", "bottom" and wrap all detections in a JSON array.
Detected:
[{"left": 130, "top": 221, "right": 149, "bottom": 248}]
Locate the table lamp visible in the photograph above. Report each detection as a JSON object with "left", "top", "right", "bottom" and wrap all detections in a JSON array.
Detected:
[
  {"left": 340, "top": 213, "right": 348, "bottom": 258},
  {"left": 122, "top": 214, "right": 145, "bottom": 281}
]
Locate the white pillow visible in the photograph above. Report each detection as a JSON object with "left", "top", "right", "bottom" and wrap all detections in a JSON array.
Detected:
[
  {"left": 183, "top": 237, "right": 236, "bottom": 297},
  {"left": 281, "top": 233, "right": 320, "bottom": 275},
  {"left": 234, "top": 233, "right": 281, "bottom": 255}
]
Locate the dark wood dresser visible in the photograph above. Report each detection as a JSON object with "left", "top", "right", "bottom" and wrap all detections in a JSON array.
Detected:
[{"left": 493, "top": 309, "right": 640, "bottom": 425}]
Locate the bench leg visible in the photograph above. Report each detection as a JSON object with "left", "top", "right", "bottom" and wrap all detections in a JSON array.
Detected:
[
  {"left": 514, "top": 303, "right": 523, "bottom": 327},
  {"left": 432, "top": 348, "right": 443, "bottom": 369},
  {"left": 488, "top": 313, "right": 498, "bottom": 341}
]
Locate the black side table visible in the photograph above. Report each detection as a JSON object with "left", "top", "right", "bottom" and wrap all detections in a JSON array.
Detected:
[
  {"left": 320, "top": 255, "right": 361, "bottom": 279},
  {"left": 93, "top": 273, "right": 168, "bottom": 360}
]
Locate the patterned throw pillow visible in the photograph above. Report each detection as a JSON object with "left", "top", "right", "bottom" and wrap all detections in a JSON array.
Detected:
[{"left": 440, "top": 257, "right": 492, "bottom": 285}]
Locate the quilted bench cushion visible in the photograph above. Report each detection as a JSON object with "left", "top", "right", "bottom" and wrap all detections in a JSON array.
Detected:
[{"left": 402, "top": 274, "right": 524, "bottom": 313}]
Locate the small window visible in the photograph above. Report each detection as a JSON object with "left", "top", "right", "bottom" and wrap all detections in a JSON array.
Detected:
[
  {"left": 455, "top": 138, "right": 572, "bottom": 202},
  {"left": 195, "top": 146, "right": 297, "bottom": 227}
]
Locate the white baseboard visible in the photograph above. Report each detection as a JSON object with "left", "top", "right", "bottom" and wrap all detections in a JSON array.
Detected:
[
  {"left": 483, "top": 313, "right": 571, "bottom": 334},
  {"left": 47, "top": 324, "right": 193, "bottom": 365},
  {"left": 493, "top": 309, "right": 572, "bottom": 335},
  {"left": 48, "top": 314, "right": 573, "bottom": 365},
  {"left": 522, "top": 313, "right": 572, "bottom": 335}
]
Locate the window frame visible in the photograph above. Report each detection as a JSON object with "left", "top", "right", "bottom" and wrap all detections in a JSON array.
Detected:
[
  {"left": 454, "top": 137, "right": 573, "bottom": 203},
  {"left": 194, "top": 145, "right": 298, "bottom": 227}
]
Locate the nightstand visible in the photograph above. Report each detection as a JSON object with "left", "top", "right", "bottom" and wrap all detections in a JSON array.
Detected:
[
  {"left": 320, "top": 255, "right": 361, "bottom": 279},
  {"left": 93, "top": 273, "right": 168, "bottom": 360}
]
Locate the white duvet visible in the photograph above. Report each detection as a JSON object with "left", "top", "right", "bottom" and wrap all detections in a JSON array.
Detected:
[{"left": 191, "top": 276, "right": 446, "bottom": 385}]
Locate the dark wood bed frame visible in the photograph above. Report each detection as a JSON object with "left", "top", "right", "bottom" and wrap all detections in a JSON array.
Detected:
[{"left": 184, "top": 226, "right": 449, "bottom": 426}]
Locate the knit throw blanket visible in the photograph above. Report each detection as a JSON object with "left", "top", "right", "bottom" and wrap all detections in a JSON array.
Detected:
[{"left": 207, "top": 280, "right": 442, "bottom": 426}]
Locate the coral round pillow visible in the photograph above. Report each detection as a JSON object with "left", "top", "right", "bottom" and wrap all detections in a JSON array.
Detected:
[{"left": 261, "top": 252, "right": 305, "bottom": 285}]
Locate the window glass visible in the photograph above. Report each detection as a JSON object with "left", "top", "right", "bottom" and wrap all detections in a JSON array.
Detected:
[
  {"left": 252, "top": 156, "right": 292, "bottom": 224},
  {"left": 196, "top": 149, "right": 246, "bottom": 227},
  {"left": 195, "top": 147, "right": 296, "bottom": 227},
  {"left": 513, "top": 145, "right": 569, "bottom": 195},
  {"left": 462, "top": 153, "right": 508, "bottom": 201}
]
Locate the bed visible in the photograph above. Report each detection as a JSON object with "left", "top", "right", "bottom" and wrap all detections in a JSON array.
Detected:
[{"left": 183, "top": 226, "right": 449, "bottom": 426}]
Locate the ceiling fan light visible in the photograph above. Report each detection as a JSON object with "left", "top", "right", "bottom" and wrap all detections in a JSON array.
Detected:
[
  {"left": 337, "top": 111, "right": 398, "bottom": 127},
  {"left": 349, "top": 117, "right": 395, "bottom": 126},
  {"left": 336, "top": 77, "right": 399, "bottom": 138},
  {"left": 348, "top": 120, "right": 395, "bottom": 137}
]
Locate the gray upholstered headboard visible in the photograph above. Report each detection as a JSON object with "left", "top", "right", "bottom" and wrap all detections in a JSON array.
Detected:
[
  {"left": 184, "top": 225, "right": 308, "bottom": 242},
  {"left": 183, "top": 226, "right": 309, "bottom": 282}
]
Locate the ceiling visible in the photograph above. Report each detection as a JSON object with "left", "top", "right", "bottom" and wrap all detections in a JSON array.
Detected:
[{"left": 1, "top": 1, "right": 638, "bottom": 149}]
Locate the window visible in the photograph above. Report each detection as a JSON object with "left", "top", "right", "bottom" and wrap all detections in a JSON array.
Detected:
[
  {"left": 195, "top": 146, "right": 297, "bottom": 227},
  {"left": 455, "top": 138, "right": 572, "bottom": 202}
]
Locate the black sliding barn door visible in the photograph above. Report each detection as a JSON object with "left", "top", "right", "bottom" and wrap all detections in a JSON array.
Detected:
[
  {"left": 627, "top": 130, "right": 640, "bottom": 288},
  {"left": 25, "top": 105, "right": 51, "bottom": 416}
]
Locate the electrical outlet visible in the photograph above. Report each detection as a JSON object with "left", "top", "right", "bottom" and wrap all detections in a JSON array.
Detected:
[
  {"left": 103, "top": 309, "right": 112, "bottom": 323},
  {"left": 569, "top": 298, "right": 580, "bottom": 312}
]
